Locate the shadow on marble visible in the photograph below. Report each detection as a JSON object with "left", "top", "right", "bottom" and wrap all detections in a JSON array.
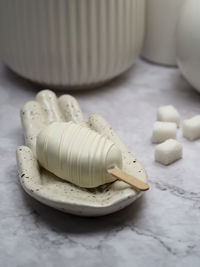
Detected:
[
  {"left": 18, "top": 180, "right": 146, "bottom": 234},
  {"left": 0, "top": 64, "right": 41, "bottom": 93},
  {"left": 174, "top": 73, "right": 200, "bottom": 100},
  {"left": 0, "top": 62, "right": 137, "bottom": 97}
]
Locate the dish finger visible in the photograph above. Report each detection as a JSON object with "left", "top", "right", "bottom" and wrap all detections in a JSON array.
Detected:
[
  {"left": 16, "top": 146, "right": 42, "bottom": 189},
  {"left": 58, "top": 94, "right": 84, "bottom": 123},
  {"left": 20, "top": 101, "right": 47, "bottom": 154},
  {"left": 36, "top": 90, "right": 65, "bottom": 123}
]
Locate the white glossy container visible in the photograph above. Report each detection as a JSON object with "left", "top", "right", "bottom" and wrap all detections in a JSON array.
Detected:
[
  {"left": 0, "top": 0, "right": 145, "bottom": 89},
  {"left": 177, "top": 0, "right": 200, "bottom": 92},
  {"left": 142, "top": 0, "right": 183, "bottom": 66}
]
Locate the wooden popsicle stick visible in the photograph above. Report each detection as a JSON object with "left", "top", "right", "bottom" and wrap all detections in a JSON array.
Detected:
[{"left": 109, "top": 168, "right": 149, "bottom": 191}]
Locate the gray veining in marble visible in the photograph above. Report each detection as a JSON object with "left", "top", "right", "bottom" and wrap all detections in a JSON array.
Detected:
[{"left": 0, "top": 59, "right": 200, "bottom": 267}]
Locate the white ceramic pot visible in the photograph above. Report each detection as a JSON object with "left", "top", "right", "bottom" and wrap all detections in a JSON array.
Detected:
[
  {"left": 142, "top": 0, "right": 183, "bottom": 66},
  {"left": 177, "top": 0, "right": 200, "bottom": 92},
  {"left": 0, "top": 0, "right": 145, "bottom": 89}
]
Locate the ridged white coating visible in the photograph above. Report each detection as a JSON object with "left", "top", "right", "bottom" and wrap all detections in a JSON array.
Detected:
[
  {"left": 36, "top": 121, "right": 122, "bottom": 188},
  {"left": 0, "top": 0, "right": 145, "bottom": 88}
]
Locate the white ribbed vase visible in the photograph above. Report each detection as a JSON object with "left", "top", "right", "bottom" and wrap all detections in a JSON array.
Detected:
[{"left": 0, "top": 0, "right": 145, "bottom": 88}]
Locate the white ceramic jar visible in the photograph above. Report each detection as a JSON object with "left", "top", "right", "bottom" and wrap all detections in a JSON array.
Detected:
[
  {"left": 0, "top": 0, "right": 145, "bottom": 89},
  {"left": 142, "top": 0, "right": 183, "bottom": 66},
  {"left": 177, "top": 0, "right": 200, "bottom": 92}
]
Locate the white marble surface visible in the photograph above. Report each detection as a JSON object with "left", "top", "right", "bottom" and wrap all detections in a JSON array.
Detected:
[{"left": 1, "top": 59, "right": 200, "bottom": 267}]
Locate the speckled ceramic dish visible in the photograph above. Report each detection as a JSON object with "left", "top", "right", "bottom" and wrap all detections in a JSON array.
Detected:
[{"left": 16, "top": 90, "right": 148, "bottom": 216}]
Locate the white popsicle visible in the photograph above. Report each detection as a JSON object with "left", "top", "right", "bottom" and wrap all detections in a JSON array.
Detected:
[
  {"left": 36, "top": 122, "right": 149, "bottom": 190},
  {"left": 36, "top": 122, "right": 122, "bottom": 188}
]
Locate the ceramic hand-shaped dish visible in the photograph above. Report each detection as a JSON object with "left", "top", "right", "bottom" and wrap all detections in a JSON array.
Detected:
[{"left": 16, "top": 90, "right": 148, "bottom": 216}]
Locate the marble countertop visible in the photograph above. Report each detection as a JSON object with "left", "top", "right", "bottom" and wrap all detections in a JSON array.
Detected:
[{"left": 1, "top": 59, "right": 200, "bottom": 267}]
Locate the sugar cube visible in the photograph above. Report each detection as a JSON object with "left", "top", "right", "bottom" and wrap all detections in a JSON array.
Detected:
[
  {"left": 152, "top": 121, "right": 177, "bottom": 143},
  {"left": 155, "top": 139, "right": 182, "bottom": 165},
  {"left": 157, "top": 105, "right": 180, "bottom": 127},
  {"left": 183, "top": 115, "right": 200, "bottom": 141}
]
